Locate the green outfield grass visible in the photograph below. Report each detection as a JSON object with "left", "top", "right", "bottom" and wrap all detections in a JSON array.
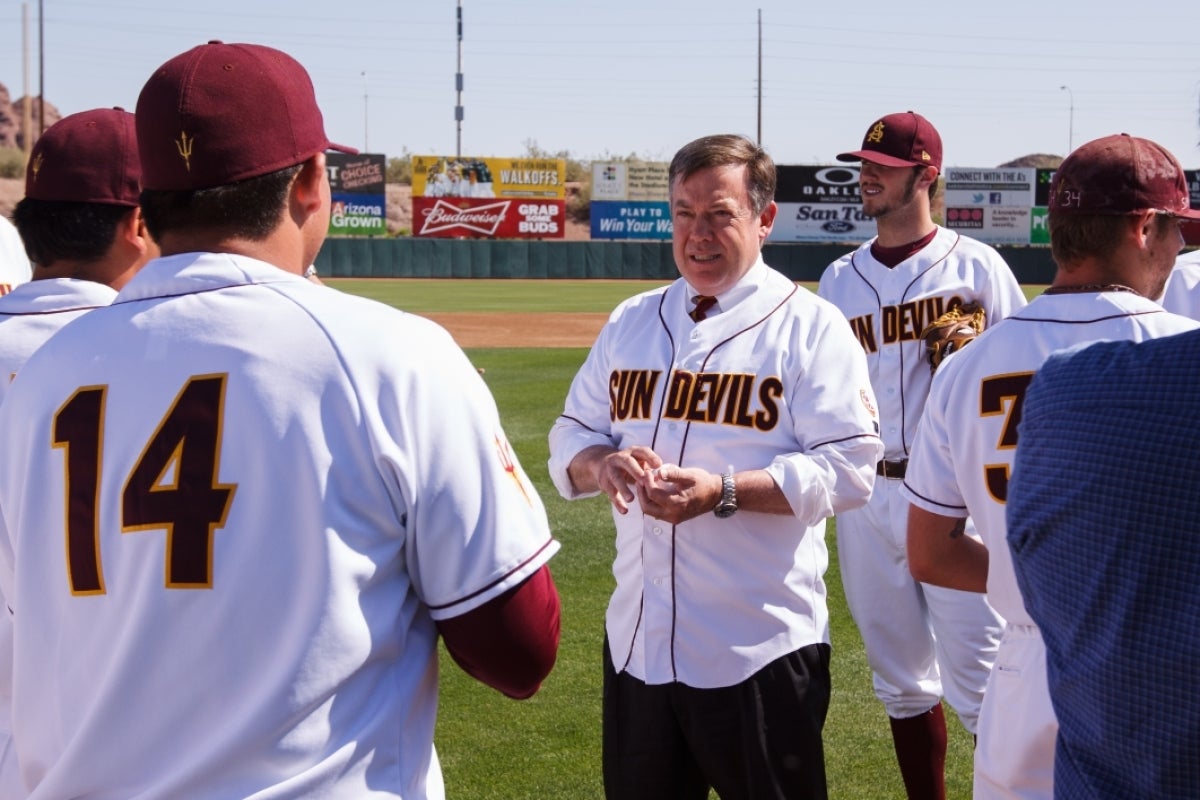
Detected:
[
  {"left": 326, "top": 278, "right": 1004, "bottom": 799},
  {"left": 328, "top": 277, "right": 672, "bottom": 313},
  {"left": 328, "top": 276, "right": 1045, "bottom": 313}
]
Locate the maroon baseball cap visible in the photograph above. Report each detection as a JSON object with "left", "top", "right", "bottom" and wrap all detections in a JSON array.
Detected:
[
  {"left": 837, "top": 111, "right": 943, "bottom": 171},
  {"left": 25, "top": 108, "right": 140, "bottom": 206},
  {"left": 1049, "top": 133, "right": 1200, "bottom": 221},
  {"left": 136, "top": 41, "right": 356, "bottom": 191}
]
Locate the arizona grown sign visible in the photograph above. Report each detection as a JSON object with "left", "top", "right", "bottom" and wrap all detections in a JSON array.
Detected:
[{"left": 327, "top": 153, "right": 387, "bottom": 237}]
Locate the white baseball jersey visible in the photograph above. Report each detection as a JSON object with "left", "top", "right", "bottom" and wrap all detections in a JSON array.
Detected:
[
  {"left": 0, "top": 252, "right": 558, "bottom": 799},
  {"left": 902, "top": 289, "right": 1197, "bottom": 797},
  {"left": 0, "top": 277, "right": 120, "bottom": 799},
  {"left": 0, "top": 217, "right": 32, "bottom": 296},
  {"left": 0, "top": 278, "right": 119, "bottom": 403},
  {"left": 548, "top": 259, "right": 883, "bottom": 688},
  {"left": 1159, "top": 249, "right": 1200, "bottom": 320},
  {"left": 818, "top": 226, "right": 1027, "bottom": 459},
  {"left": 903, "top": 290, "right": 1198, "bottom": 623}
]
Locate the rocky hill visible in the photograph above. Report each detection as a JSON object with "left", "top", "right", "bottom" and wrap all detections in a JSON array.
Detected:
[{"left": 0, "top": 80, "right": 61, "bottom": 150}]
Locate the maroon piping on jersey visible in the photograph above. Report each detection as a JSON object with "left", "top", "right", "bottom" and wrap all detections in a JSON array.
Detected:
[
  {"left": 620, "top": 284, "right": 799, "bottom": 679},
  {"left": 424, "top": 537, "right": 558, "bottom": 612},
  {"left": 848, "top": 230, "right": 963, "bottom": 456}
]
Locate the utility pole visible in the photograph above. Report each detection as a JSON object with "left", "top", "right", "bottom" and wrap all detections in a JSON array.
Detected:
[
  {"left": 362, "top": 71, "right": 368, "bottom": 152},
  {"left": 455, "top": 0, "right": 463, "bottom": 158},
  {"left": 22, "top": 3, "right": 32, "bottom": 158},
  {"left": 38, "top": 0, "right": 44, "bottom": 136},
  {"left": 756, "top": 9, "right": 762, "bottom": 146}
]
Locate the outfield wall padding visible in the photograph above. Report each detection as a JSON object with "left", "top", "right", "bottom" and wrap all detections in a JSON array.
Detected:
[{"left": 316, "top": 240, "right": 1057, "bottom": 285}]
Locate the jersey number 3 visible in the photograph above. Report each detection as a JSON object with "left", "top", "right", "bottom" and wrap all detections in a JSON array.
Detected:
[
  {"left": 980, "top": 371, "right": 1034, "bottom": 503},
  {"left": 52, "top": 375, "right": 238, "bottom": 595}
]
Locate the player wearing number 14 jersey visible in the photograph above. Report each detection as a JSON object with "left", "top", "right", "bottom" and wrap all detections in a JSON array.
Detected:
[
  {"left": 903, "top": 133, "right": 1199, "bottom": 798},
  {"left": 0, "top": 42, "right": 560, "bottom": 799}
]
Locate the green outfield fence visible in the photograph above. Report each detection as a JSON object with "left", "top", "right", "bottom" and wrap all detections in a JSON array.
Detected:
[{"left": 315, "top": 240, "right": 1058, "bottom": 284}]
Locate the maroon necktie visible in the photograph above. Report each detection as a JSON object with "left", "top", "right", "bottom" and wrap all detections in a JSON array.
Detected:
[{"left": 690, "top": 295, "right": 718, "bottom": 322}]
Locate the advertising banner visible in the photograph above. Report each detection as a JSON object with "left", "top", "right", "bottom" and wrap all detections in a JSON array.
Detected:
[
  {"left": 943, "top": 167, "right": 1036, "bottom": 244},
  {"left": 411, "top": 155, "right": 566, "bottom": 239},
  {"left": 590, "top": 161, "right": 671, "bottom": 240},
  {"left": 591, "top": 202, "right": 672, "bottom": 239},
  {"left": 768, "top": 165, "right": 875, "bottom": 243},
  {"left": 1034, "top": 167, "right": 1056, "bottom": 207},
  {"left": 1030, "top": 168, "right": 1057, "bottom": 244},
  {"left": 327, "top": 152, "right": 387, "bottom": 236}
]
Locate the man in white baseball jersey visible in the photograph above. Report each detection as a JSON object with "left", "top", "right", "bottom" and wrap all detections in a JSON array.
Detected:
[
  {"left": 549, "top": 134, "right": 884, "bottom": 800},
  {"left": 1158, "top": 247, "right": 1200, "bottom": 318},
  {"left": 818, "top": 111, "right": 1026, "bottom": 800},
  {"left": 0, "top": 216, "right": 31, "bottom": 294},
  {"left": 0, "top": 41, "right": 560, "bottom": 799},
  {"left": 904, "top": 133, "right": 1200, "bottom": 798},
  {"left": 0, "top": 106, "right": 157, "bottom": 800}
]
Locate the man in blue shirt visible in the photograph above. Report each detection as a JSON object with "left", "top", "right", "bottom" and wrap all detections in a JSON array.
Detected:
[{"left": 1008, "top": 145, "right": 1200, "bottom": 799}]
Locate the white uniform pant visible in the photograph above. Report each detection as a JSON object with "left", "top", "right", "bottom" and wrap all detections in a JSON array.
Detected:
[
  {"left": 973, "top": 624, "right": 1056, "bottom": 799},
  {"left": 836, "top": 477, "right": 1002, "bottom": 731}
]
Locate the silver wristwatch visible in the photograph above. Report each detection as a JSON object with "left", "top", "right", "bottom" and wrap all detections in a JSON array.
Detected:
[{"left": 713, "top": 468, "right": 738, "bottom": 518}]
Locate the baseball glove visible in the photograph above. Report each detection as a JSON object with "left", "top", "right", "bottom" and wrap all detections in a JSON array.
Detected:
[{"left": 921, "top": 302, "right": 986, "bottom": 373}]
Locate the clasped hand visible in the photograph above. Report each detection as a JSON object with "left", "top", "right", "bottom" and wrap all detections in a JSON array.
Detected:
[{"left": 596, "top": 446, "right": 718, "bottom": 524}]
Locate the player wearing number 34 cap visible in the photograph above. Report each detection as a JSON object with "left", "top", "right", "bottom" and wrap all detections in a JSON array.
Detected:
[{"left": 904, "top": 133, "right": 1199, "bottom": 798}]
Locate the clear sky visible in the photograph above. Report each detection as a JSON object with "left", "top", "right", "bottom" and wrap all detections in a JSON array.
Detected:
[{"left": 2, "top": 0, "right": 1198, "bottom": 169}]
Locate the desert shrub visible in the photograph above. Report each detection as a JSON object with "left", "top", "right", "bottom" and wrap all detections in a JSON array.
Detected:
[
  {"left": 386, "top": 148, "right": 412, "bottom": 184},
  {"left": 0, "top": 148, "right": 25, "bottom": 180}
]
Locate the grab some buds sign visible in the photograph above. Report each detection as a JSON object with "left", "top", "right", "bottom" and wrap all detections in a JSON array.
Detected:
[{"left": 411, "top": 155, "right": 567, "bottom": 239}]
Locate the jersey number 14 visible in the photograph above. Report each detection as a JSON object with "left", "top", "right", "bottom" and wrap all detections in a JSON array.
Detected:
[{"left": 52, "top": 375, "right": 238, "bottom": 595}]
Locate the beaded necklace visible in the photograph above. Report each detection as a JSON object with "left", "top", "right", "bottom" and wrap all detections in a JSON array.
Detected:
[{"left": 1042, "top": 283, "right": 1141, "bottom": 297}]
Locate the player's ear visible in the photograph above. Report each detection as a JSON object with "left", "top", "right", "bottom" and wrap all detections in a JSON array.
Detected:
[
  {"left": 758, "top": 200, "right": 778, "bottom": 239},
  {"left": 1130, "top": 210, "right": 1157, "bottom": 249},
  {"left": 114, "top": 206, "right": 149, "bottom": 253},
  {"left": 917, "top": 165, "right": 939, "bottom": 191},
  {"left": 126, "top": 207, "right": 156, "bottom": 255},
  {"left": 290, "top": 153, "right": 328, "bottom": 221}
]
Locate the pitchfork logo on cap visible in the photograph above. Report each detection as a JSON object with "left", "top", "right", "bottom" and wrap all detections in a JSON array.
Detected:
[
  {"left": 30, "top": 153, "right": 43, "bottom": 183},
  {"left": 867, "top": 121, "right": 886, "bottom": 144},
  {"left": 175, "top": 131, "right": 194, "bottom": 172}
]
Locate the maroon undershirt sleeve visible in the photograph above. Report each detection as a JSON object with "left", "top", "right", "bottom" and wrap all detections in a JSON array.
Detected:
[{"left": 435, "top": 564, "right": 562, "bottom": 699}]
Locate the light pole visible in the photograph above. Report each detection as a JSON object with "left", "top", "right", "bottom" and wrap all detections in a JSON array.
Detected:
[
  {"left": 756, "top": 8, "right": 762, "bottom": 146},
  {"left": 1060, "top": 85, "right": 1074, "bottom": 154},
  {"left": 362, "top": 71, "right": 368, "bottom": 152},
  {"left": 37, "top": 0, "right": 44, "bottom": 136},
  {"left": 455, "top": 0, "right": 464, "bottom": 158}
]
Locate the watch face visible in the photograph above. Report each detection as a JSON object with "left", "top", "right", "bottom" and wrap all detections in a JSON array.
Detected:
[{"left": 714, "top": 503, "right": 737, "bottom": 519}]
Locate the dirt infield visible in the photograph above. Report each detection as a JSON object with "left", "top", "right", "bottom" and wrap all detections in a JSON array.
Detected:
[{"left": 421, "top": 311, "right": 606, "bottom": 348}]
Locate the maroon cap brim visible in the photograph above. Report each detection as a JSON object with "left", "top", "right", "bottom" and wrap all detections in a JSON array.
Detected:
[
  {"left": 836, "top": 150, "right": 926, "bottom": 169},
  {"left": 328, "top": 141, "right": 359, "bottom": 156}
]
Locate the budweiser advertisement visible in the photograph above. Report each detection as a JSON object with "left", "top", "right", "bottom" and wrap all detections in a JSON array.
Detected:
[{"left": 411, "top": 154, "right": 566, "bottom": 239}]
